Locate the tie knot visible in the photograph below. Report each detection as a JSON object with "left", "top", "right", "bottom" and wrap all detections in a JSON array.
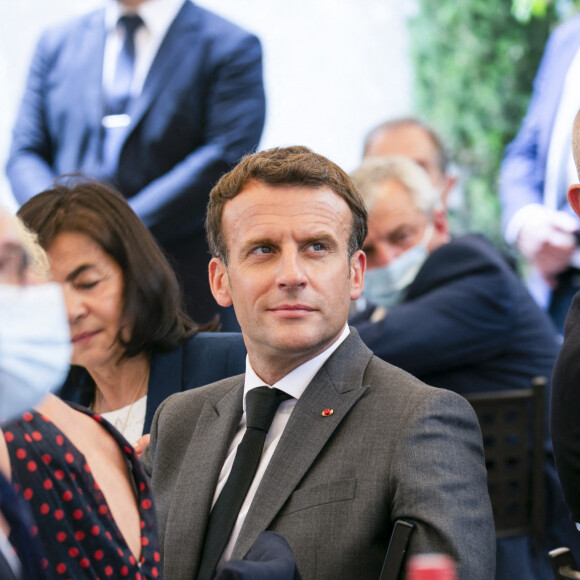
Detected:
[
  {"left": 118, "top": 14, "right": 144, "bottom": 37},
  {"left": 245, "top": 387, "right": 291, "bottom": 432}
]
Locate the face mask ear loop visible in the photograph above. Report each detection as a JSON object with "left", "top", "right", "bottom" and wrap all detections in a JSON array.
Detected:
[{"left": 421, "top": 221, "right": 435, "bottom": 248}]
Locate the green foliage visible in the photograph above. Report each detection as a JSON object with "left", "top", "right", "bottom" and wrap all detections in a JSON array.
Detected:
[
  {"left": 512, "top": 0, "right": 549, "bottom": 22},
  {"left": 512, "top": 0, "right": 580, "bottom": 22},
  {"left": 409, "top": 0, "right": 560, "bottom": 245}
]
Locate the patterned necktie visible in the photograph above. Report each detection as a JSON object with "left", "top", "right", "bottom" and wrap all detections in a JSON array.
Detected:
[
  {"left": 107, "top": 14, "right": 143, "bottom": 115},
  {"left": 197, "top": 387, "right": 292, "bottom": 580},
  {"left": 100, "top": 14, "right": 143, "bottom": 178}
]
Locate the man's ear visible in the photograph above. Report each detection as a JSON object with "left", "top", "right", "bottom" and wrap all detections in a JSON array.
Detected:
[
  {"left": 349, "top": 250, "right": 366, "bottom": 301},
  {"left": 208, "top": 257, "right": 233, "bottom": 307},
  {"left": 429, "top": 208, "right": 450, "bottom": 253},
  {"left": 440, "top": 175, "right": 457, "bottom": 208},
  {"left": 433, "top": 208, "right": 449, "bottom": 237},
  {"left": 568, "top": 184, "right": 580, "bottom": 218}
]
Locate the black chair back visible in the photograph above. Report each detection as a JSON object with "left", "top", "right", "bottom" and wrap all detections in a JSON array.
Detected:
[
  {"left": 380, "top": 519, "right": 415, "bottom": 580},
  {"left": 465, "top": 376, "right": 546, "bottom": 540}
]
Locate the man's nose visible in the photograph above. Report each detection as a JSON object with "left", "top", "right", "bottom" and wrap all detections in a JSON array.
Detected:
[{"left": 276, "top": 249, "right": 307, "bottom": 289}]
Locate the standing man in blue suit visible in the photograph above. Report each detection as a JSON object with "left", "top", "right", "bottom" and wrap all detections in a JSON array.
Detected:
[
  {"left": 6, "top": 0, "right": 266, "bottom": 327},
  {"left": 499, "top": 13, "right": 580, "bottom": 332}
]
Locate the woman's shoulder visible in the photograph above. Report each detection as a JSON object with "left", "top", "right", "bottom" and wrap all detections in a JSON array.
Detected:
[
  {"left": 182, "top": 331, "right": 246, "bottom": 358},
  {"left": 173, "top": 332, "right": 246, "bottom": 388}
]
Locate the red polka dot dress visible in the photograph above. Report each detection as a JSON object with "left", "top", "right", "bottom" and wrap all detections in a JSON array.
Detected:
[{"left": 3, "top": 405, "right": 162, "bottom": 579}]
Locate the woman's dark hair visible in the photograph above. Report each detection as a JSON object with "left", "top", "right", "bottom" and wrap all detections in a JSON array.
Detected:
[{"left": 18, "top": 180, "right": 205, "bottom": 358}]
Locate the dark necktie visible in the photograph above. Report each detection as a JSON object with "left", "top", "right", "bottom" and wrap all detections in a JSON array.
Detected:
[
  {"left": 107, "top": 14, "right": 143, "bottom": 115},
  {"left": 100, "top": 14, "right": 143, "bottom": 179},
  {"left": 197, "top": 387, "right": 292, "bottom": 580}
]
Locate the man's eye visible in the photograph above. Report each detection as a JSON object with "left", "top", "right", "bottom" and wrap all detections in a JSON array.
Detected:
[
  {"left": 251, "top": 246, "right": 272, "bottom": 255},
  {"left": 0, "top": 252, "right": 26, "bottom": 284},
  {"left": 390, "top": 230, "right": 414, "bottom": 245}
]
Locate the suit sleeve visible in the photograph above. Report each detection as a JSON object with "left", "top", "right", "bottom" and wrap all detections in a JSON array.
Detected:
[
  {"left": 140, "top": 398, "right": 163, "bottom": 480},
  {"left": 352, "top": 241, "right": 515, "bottom": 376},
  {"left": 498, "top": 22, "right": 570, "bottom": 231},
  {"left": 551, "top": 292, "right": 580, "bottom": 520},
  {"left": 6, "top": 31, "right": 59, "bottom": 201},
  {"left": 128, "top": 33, "right": 265, "bottom": 240},
  {"left": 390, "top": 388, "right": 496, "bottom": 579}
]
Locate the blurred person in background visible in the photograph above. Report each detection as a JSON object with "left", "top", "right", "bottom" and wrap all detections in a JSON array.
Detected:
[
  {"left": 499, "top": 13, "right": 580, "bottom": 333},
  {"left": 18, "top": 181, "right": 246, "bottom": 448},
  {"left": 363, "top": 117, "right": 457, "bottom": 208},
  {"left": 6, "top": 0, "right": 266, "bottom": 328},
  {"left": 349, "top": 156, "right": 580, "bottom": 579},
  {"left": 350, "top": 156, "right": 558, "bottom": 396}
]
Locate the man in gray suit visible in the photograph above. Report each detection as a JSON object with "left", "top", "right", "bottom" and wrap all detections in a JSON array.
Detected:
[{"left": 142, "top": 146, "right": 495, "bottom": 579}]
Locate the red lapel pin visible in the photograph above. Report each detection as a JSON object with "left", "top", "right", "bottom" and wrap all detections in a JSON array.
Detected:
[{"left": 321, "top": 408, "right": 333, "bottom": 417}]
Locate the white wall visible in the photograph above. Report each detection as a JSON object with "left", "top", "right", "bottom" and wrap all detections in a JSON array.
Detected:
[{"left": 0, "top": 0, "right": 414, "bottom": 210}]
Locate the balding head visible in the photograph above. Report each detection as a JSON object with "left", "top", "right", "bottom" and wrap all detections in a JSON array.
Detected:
[{"left": 363, "top": 117, "right": 455, "bottom": 205}]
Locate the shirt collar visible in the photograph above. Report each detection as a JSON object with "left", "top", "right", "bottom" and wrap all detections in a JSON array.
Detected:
[
  {"left": 105, "top": 0, "right": 186, "bottom": 36},
  {"left": 243, "top": 325, "right": 350, "bottom": 411}
]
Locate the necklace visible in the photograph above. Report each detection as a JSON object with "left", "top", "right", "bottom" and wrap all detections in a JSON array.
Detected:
[{"left": 92, "top": 366, "right": 150, "bottom": 437}]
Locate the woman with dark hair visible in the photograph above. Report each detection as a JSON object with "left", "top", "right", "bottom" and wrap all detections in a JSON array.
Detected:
[{"left": 18, "top": 181, "right": 246, "bottom": 444}]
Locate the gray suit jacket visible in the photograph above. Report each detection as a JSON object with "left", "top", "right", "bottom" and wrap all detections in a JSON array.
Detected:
[{"left": 143, "top": 330, "right": 495, "bottom": 580}]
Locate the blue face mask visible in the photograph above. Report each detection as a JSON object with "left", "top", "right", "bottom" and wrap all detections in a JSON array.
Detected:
[
  {"left": 362, "top": 223, "right": 433, "bottom": 310},
  {"left": 0, "top": 283, "right": 72, "bottom": 421}
]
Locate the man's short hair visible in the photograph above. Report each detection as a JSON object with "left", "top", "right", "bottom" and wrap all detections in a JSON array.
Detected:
[
  {"left": 363, "top": 117, "right": 449, "bottom": 176},
  {"left": 206, "top": 146, "right": 368, "bottom": 263},
  {"left": 350, "top": 156, "right": 442, "bottom": 216}
]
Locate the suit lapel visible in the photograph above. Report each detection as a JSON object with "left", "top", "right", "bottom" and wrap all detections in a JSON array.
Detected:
[
  {"left": 125, "top": 1, "right": 201, "bottom": 135},
  {"left": 164, "top": 379, "right": 244, "bottom": 577},
  {"left": 232, "top": 331, "right": 373, "bottom": 559}
]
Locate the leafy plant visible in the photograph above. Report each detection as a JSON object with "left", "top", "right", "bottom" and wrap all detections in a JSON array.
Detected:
[{"left": 409, "top": 0, "right": 564, "bottom": 245}]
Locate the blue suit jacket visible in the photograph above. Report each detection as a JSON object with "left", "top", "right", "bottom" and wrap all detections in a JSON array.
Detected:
[
  {"left": 6, "top": 1, "right": 266, "bottom": 322},
  {"left": 499, "top": 13, "right": 580, "bottom": 229},
  {"left": 59, "top": 331, "right": 247, "bottom": 435},
  {"left": 0, "top": 473, "right": 49, "bottom": 579}
]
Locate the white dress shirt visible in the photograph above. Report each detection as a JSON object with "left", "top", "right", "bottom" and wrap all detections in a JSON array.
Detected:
[
  {"left": 103, "top": 0, "right": 185, "bottom": 97},
  {"left": 213, "top": 325, "right": 351, "bottom": 568}
]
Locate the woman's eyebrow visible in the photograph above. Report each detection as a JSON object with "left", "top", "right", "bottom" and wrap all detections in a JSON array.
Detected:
[{"left": 65, "top": 264, "right": 94, "bottom": 282}]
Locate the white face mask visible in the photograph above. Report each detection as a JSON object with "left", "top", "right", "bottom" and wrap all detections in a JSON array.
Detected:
[
  {"left": 0, "top": 283, "right": 72, "bottom": 421},
  {"left": 362, "top": 222, "right": 433, "bottom": 310}
]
